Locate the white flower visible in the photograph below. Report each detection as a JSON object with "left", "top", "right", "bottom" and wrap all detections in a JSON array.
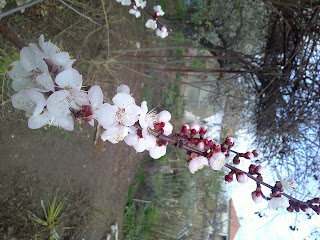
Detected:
[
  {"left": 139, "top": 101, "right": 157, "bottom": 137},
  {"left": 101, "top": 124, "right": 129, "bottom": 143},
  {"left": 209, "top": 152, "right": 226, "bottom": 170},
  {"left": 112, "top": 92, "right": 141, "bottom": 126},
  {"left": 145, "top": 19, "right": 157, "bottom": 29},
  {"left": 129, "top": 5, "right": 141, "bottom": 18},
  {"left": 11, "top": 89, "right": 46, "bottom": 118},
  {"left": 29, "top": 34, "right": 75, "bottom": 71},
  {"left": 268, "top": 196, "right": 289, "bottom": 209},
  {"left": 28, "top": 109, "right": 74, "bottom": 131},
  {"left": 46, "top": 68, "right": 84, "bottom": 118},
  {"left": 7, "top": 47, "right": 54, "bottom": 92},
  {"left": 276, "top": 169, "right": 297, "bottom": 193},
  {"left": 86, "top": 85, "right": 116, "bottom": 128},
  {"left": 154, "top": 5, "right": 165, "bottom": 16},
  {"left": 189, "top": 156, "right": 208, "bottom": 174},
  {"left": 156, "top": 27, "right": 169, "bottom": 38},
  {"left": 135, "top": 0, "right": 146, "bottom": 9}
]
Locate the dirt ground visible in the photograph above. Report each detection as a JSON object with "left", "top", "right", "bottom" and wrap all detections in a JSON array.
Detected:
[{"left": 0, "top": 0, "right": 169, "bottom": 239}]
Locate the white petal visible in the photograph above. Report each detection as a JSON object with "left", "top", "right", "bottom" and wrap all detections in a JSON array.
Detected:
[
  {"left": 55, "top": 68, "right": 82, "bottom": 90},
  {"left": 25, "top": 89, "right": 46, "bottom": 116},
  {"left": 149, "top": 145, "right": 166, "bottom": 159},
  {"left": 94, "top": 103, "right": 116, "bottom": 129},
  {"left": 112, "top": 93, "right": 135, "bottom": 108},
  {"left": 11, "top": 90, "right": 34, "bottom": 111},
  {"left": 133, "top": 138, "right": 146, "bottom": 152},
  {"left": 36, "top": 73, "right": 55, "bottom": 92},
  {"left": 122, "top": 104, "right": 142, "bottom": 126},
  {"left": 72, "top": 90, "right": 89, "bottom": 107},
  {"left": 124, "top": 133, "right": 139, "bottom": 146},
  {"left": 52, "top": 52, "right": 71, "bottom": 66},
  {"left": 158, "top": 110, "right": 171, "bottom": 122},
  {"left": 55, "top": 114, "right": 74, "bottom": 131},
  {"left": 163, "top": 122, "right": 173, "bottom": 136},
  {"left": 28, "top": 110, "right": 52, "bottom": 129},
  {"left": 20, "top": 47, "right": 37, "bottom": 72},
  {"left": 7, "top": 60, "right": 32, "bottom": 82},
  {"left": 117, "top": 85, "right": 130, "bottom": 94},
  {"left": 88, "top": 85, "right": 104, "bottom": 108},
  {"left": 47, "top": 90, "right": 70, "bottom": 118}
]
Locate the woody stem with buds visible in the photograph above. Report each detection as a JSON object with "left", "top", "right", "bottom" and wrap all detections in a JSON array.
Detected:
[{"left": 156, "top": 131, "right": 309, "bottom": 206}]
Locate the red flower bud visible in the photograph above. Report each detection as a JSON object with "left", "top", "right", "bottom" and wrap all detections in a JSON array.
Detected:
[
  {"left": 252, "top": 149, "right": 259, "bottom": 157},
  {"left": 244, "top": 152, "right": 254, "bottom": 159},
  {"left": 225, "top": 137, "right": 235, "bottom": 146},
  {"left": 225, "top": 174, "right": 233, "bottom": 182},
  {"left": 180, "top": 124, "right": 190, "bottom": 134},
  {"left": 199, "top": 126, "right": 207, "bottom": 138},
  {"left": 233, "top": 156, "right": 240, "bottom": 165},
  {"left": 287, "top": 206, "right": 294, "bottom": 212},
  {"left": 249, "top": 164, "right": 257, "bottom": 174},
  {"left": 211, "top": 142, "right": 221, "bottom": 153}
]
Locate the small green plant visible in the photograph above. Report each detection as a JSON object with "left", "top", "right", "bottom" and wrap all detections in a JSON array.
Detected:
[
  {"left": 27, "top": 190, "right": 66, "bottom": 240},
  {"left": 13, "top": 14, "right": 24, "bottom": 24}
]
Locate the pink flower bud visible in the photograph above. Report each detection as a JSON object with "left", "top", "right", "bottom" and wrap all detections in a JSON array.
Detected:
[
  {"left": 225, "top": 174, "right": 233, "bottom": 182},
  {"left": 190, "top": 122, "right": 200, "bottom": 137},
  {"left": 199, "top": 126, "right": 207, "bottom": 138},
  {"left": 180, "top": 124, "right": 190, "bottom": 134},
  {"left": 196, "top": 141, "right": 205, "bottom": 151},
  {"left": 249, "top": 164, "right": 257, "bottom": 174},
  {"left": 204, "top": 137, "right": 213, "bottom": 151},
  {"left": 190, "top": 122, "right": 200, "bottom": 132},
  {"left": 244, "top": 152, "right": 254, "bottom": 159},
  {"left": 251, "top": 191, "right": 263, "bottom": 204},
  {"left": 236, "top": 172, "right": 248, "bottom": 183},
  {"left": 225, "top": 137, "right": 234, "bottom": 146},
  {"left": 255, "top": 166, "right": 266, "bottom": 175},
  {"left": 233, "top": 156, "right": 240, "bottom": 165},
  {"left": 211, "top": 142, "right": 221, "bottom": 153},
  {"left": 252, "top": 149, "right": 259, "bottom": 157}
]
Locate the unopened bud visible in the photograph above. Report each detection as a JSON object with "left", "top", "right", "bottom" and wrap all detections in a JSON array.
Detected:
[
  {"left": 225, "top": 174, "right": 233, "bottom": 182},
  {"left": 244, "top": 152, "right": 254, "bottom": 159},
  {"left": 225, "top": 137, "right": 235, "bottom": 146},
  {"left": 252, "top": 149, "right": 259, "bottom": 157},
  {"left": 300, "top": 204, "right": 309, "bottom": 212},
  {"left": 190, "top": 123, "right": 200, "bottom": 137},
  {"left": 180, "top": 124, "right": 190, "bottom": 134},
  {"left": 255, "top": 166, "right": 266, "bottom": 175},
  {"left": 312, "top": 198, "right": 320, "bottom": 203},
  {"left": 199, "top": 126, "right": 207, "bottom": 138},
  {"left": 233, "top": 156, "right": 240, "bottom": 165},
  {"left": 287, "top": 206, "right": 294, "bottom": 212},
  {"left": 249, "top": 164, "right": 257, "bottom": 174},
  {"left": 236, "top": 172, "right": 248, "bottom": 183},
  {"left": 212, "top": 142, "right": 221, "bottom": 153}
]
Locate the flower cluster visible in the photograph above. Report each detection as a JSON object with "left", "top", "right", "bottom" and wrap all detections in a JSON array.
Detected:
[
  {"left": 175, "top": 123, "right": 229, "bottom": 174},
  {"left": 7, "top": 35, "right": 173, "bottom": 159},
  {"left": 115, "top": 0, "right": 170, "bottom": 38},
  {"left": 8, "top": 35, "right": 78, "bottom": 131}
]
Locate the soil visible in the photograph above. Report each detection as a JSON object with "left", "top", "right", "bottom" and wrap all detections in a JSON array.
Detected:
[{"left": 0, "top": 1, "right": 162, "bottom": 239}]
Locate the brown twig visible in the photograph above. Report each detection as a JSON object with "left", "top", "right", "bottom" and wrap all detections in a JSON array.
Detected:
[{"left": 0, "top": 22, "right": 27, "bottom": 50}]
